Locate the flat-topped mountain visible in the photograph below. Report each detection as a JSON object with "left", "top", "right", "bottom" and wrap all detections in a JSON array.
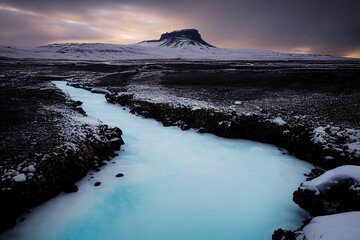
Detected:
[
  {"left": 159, "top": 28, "right": 215, "bottom": 47},
  {"left": 140, "top": 28, "right": 215, "bottom": 48}
]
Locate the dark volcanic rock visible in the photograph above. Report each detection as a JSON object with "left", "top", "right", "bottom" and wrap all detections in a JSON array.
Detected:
[
  {"left": 161, "top": 118, "right": 173, "bottom": 127},
  {"left": 108, "top": 137, "right": 125, "bottom": 151},
  {"left": 293, "top": 179, "right": 360, "bottom": 216},
  {"left": 272, "top": 228, "right": 299, "bottom": 240},
  {"left": 63, "top": 184, "right": 78, "bottom": 193},
  {"left": 293, "top": 189, "right": 325, "bottom": 216},
  {"left": 197, "top": 127, "right": 208, "bottom": 133}
]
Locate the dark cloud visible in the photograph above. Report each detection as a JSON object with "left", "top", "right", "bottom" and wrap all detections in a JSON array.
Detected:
[{"left": 0, "top": 0, "right": 359, "bottom": 56}]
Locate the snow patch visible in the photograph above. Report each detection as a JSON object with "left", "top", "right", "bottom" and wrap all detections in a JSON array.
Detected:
[
  {"left": 301, "top": 165, "right": 360, "bottom": 194},
  {"left": 303, "top": 211, "right": 360, "bottom": 240},
  {"left": 28, "top": 165, "right": 36, "bottom": 172},
  {"left": 12, "top": 173, "right": 26, "bottom": 182},
  {"left": 271, "top": 117, "right": 287, "bottom": 126},
  {"left": 311, "top": 126, "right": 327, "bottom": 144}
]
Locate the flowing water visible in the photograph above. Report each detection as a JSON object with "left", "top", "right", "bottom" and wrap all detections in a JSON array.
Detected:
[{"left": 1, "top": 81, "right": 312, "bottom": 240}]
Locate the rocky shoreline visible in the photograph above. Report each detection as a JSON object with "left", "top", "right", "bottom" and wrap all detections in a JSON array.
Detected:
[
  {"left": 0, "top": 76, "right": 124, "bottom": 232},
  {"left": 99, "top": 88, "right": 360, "bottom": 240},
  {"left": 102, "top": 90, "right": 359, "bottom": 170}
]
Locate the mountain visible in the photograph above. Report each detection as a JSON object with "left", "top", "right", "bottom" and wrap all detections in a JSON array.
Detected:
[
  {"left": 140, "top": 28, "right": 215, "bottom": 48},
  {"left": 0, "top": 29, "right": 348, "bottom": 61}
]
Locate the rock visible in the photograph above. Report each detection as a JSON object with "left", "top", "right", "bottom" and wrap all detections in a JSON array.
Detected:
[
  {"left": 198, "top": 127, "right": 208, "bottom": 133},
  {"left": 73, "top": 100, "right": 83, "bottom": 107},
  {"left": 162, "top": 118, "right": 173, "bottom": 127},
  {"left": 94, "top": 182, "right": 101, "bottom": 187},
  {"left": 75, "top": 106, "right": 86, "bottom": 115},
  {"left": 63, "top": 184, "right": 78, "bottom": 193},
  {"left": 304, "top": 167, "right": 325, "bottom": 181},
  {"left": 108, "top": 137, "right": 125, "bottom": 151},
  {"left": 180, "top": 124, "right": 190, "bottom": 131},
  {"left": 105, "top": 92, "right": 114, "bottom": 103},
  {"left": 293, "top": 188, "right": 328, "bottom": 216},
  {"left": 272, "top": 228, "right": 298, "bottom": 240},
  {"left": 116, "top": 173, "right": 124, "bottom": 178},
  {"left": 293, "top": 179, "right": 360, "bottom": 216}
]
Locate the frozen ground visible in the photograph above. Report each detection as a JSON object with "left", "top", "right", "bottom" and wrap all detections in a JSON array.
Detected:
[{"left": 0, "top": 82, "right": 313, "bottom": 240}]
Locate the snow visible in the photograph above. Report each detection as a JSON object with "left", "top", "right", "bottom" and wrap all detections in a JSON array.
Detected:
[
  {"left": 311, "top": 126, "right": 327, "bottom": 144},
  {"left": 301, "top": 165, "right": 360, "bottom": 195},
  {"left": 271, "top": 117, "right": 287, "bottom": 126},
  {"left": 0, "top": 42, "right": 344, "bottom": 61},
  {"left": 12, "top": 174, "right": 26, "bottom": 182},
  {"left": 28, "top": 165, "right": 36, "bottom": 172},
  {"left": 302, "top": 211, "right": 360, "bottom": 240},
  {"left": 310, "top": 126, "right": 360, "bottom": 160},
  {"left": 0, "top": 81, "right": 313, "bottom": 240}
]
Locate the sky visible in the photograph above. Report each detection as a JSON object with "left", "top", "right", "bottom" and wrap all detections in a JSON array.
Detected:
[{"left": 0, "top": 0, "right": 359, "bottom": 57}]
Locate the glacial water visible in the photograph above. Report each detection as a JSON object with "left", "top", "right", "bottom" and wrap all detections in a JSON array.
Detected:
[{"left": 1, "top": 81, "right": 312, "bottom": 240}]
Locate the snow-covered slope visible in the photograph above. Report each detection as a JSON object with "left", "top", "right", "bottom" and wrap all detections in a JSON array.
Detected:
[
  {"left": 0, "top": 29, "right": 346, "bottom": 61},
  {"left": 0, "top": 43, "right": 344, "bottom": 61}
]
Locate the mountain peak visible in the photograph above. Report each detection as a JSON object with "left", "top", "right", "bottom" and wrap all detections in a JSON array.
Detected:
[{"left": 141, "top": 28, "right": 215, "bottom": 48}]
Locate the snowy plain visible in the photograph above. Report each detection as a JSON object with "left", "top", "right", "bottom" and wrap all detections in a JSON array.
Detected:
[
  {"left": 0, "top": 41, "right": 343, "bottom": 61},
  {"left": 0, "top": 82, "right": 313, "bottom": 240}
]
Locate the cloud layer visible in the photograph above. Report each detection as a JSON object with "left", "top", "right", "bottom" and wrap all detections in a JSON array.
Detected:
[{"left": 1, "top": 0, "right": 359, "bottom": 57}]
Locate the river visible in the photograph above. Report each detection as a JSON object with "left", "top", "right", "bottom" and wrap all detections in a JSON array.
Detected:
[{"left": 1, "top": 81, "right": 312, "bottom": 240}]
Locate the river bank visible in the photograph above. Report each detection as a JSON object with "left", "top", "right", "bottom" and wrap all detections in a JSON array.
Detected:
[{"left": 0, "top": 70, "right": 124, "bottom": 232}]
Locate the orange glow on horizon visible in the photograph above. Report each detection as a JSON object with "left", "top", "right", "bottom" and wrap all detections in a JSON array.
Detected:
[{"left": 344, "top": 51, "right": 360, "bottom": 59}]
